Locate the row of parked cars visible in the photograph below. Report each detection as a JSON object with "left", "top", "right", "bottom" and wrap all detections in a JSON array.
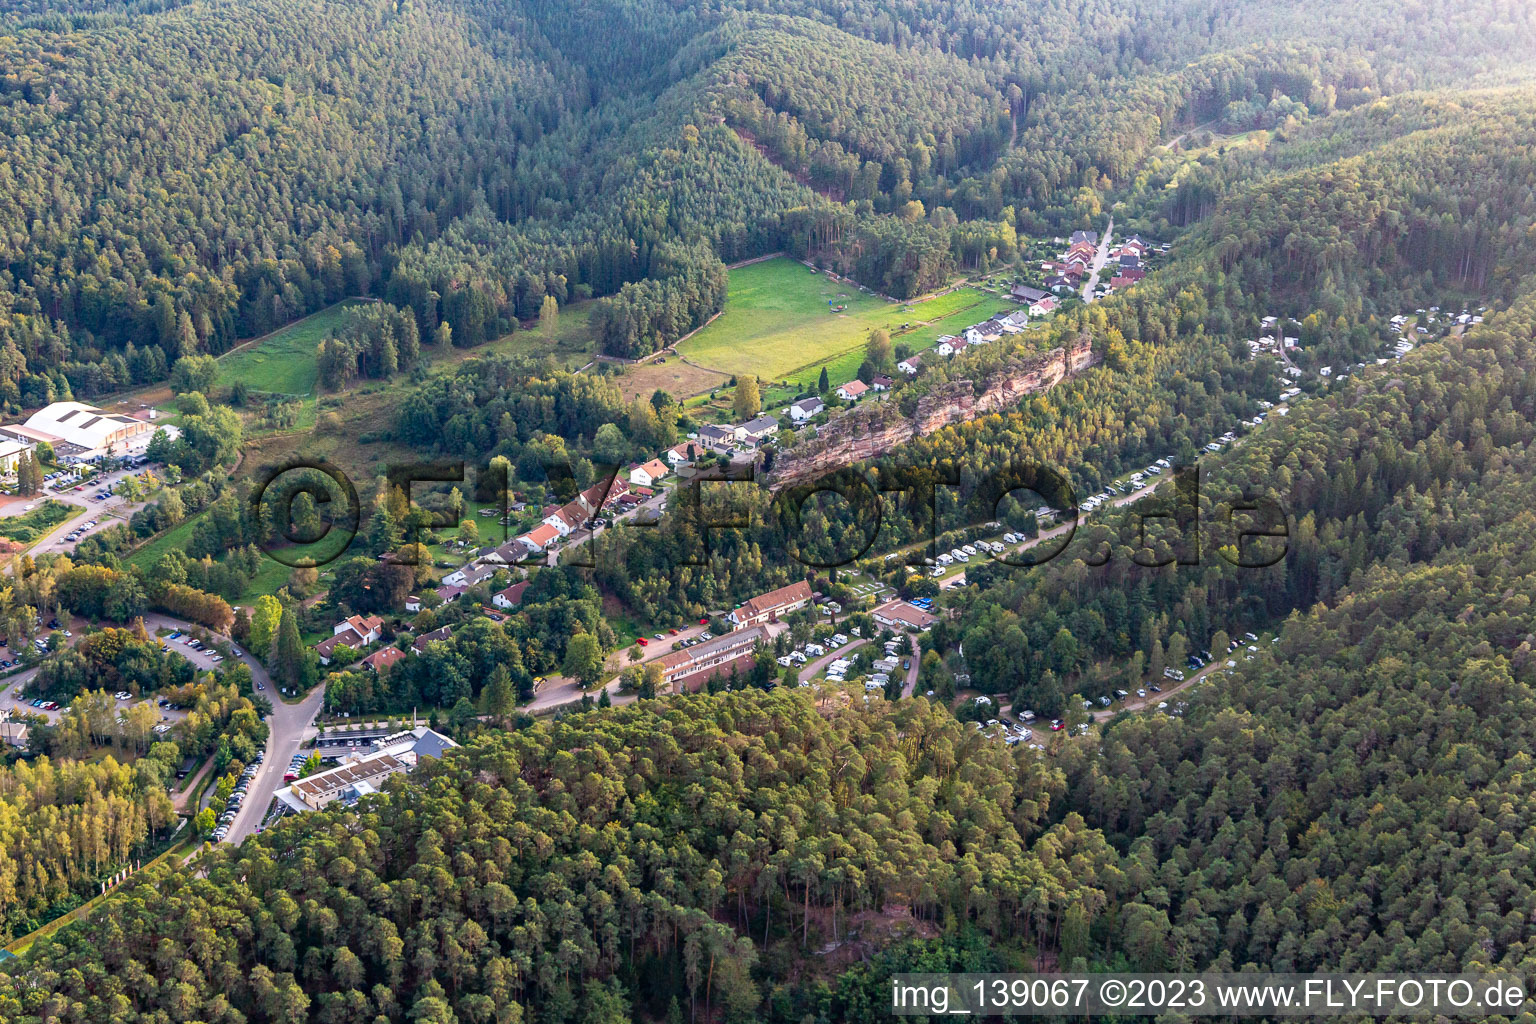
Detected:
[
  {"left": 213, "top": 754, "right": 263, "bottom": 842},
  {"left": 636, "top": 618, "right": 710, "bottom": 649},
  {"left": 167, "top": 630, "right": 227, "bottom": 663},
  {"left": 62, "top": 516, "right": 100, "bottom": 546}
]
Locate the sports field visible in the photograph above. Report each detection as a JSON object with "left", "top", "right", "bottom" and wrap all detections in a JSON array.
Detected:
[{"left": 675, "top": 257, "right": 1021, "bottom": 388}]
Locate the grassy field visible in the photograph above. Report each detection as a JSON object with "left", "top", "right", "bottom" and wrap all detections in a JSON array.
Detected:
[
  {"left": 0, "top": 500, "right": 75, "bottom": 544},
  {"left": 217, "top": 301, "right": 370, "bottom": 397},
  {"left": 125, "top": 514, "right": 296, "bottom": 604},
  {"left": 675, "top": 257, "right": 1023, "bottom": 389},
  {"left": 469, "top": 302, "right": 600, "bottom": 372}
]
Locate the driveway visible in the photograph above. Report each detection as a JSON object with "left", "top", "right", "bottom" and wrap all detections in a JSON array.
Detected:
[{"left": 900, "top": 636, "right": 921, "bottom": 696}]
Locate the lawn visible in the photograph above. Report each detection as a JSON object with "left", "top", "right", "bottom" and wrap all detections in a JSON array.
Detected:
[
  {"left": 125, "top": 513, "right": 298, "bottom": 604},
  {"left": 675, "top": 256, "right": 1024, "bottom": 389},
  {"left": 470, "top": 301, "right": 600, "bottom": 371},
  {"left": 217, "top": 301, "right": 369, "bottom": 397},
  {"left": 0, "top": 500, "right": 75, "bottom": 544}
]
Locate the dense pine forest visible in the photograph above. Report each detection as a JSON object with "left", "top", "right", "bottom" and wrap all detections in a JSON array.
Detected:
[{"left": 3, "top": 0, "right": 1536, "bottom": 1020}]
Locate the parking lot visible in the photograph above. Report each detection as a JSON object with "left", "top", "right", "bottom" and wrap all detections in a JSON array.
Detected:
[{"left": 16, "top": 460, "right": 164, "bottom": 558}]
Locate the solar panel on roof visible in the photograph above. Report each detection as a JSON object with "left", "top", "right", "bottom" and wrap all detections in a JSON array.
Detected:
[
  {"left": 80, "top": 416, "right": 102, "bottom": 428},
  {"left": 57, "top": 409, "right": 80, "bottom": 421}
]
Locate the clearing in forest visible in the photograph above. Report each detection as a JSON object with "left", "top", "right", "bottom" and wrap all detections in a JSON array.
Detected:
[{"left": 675, "top": 256, "right": 1018, "bottom": 386}]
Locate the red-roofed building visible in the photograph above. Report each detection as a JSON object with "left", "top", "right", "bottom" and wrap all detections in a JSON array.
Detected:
[
  {"left": 728, "top": 581, "right": 813, "bottom": 629},
  {"left": 362, "top": 646, "right": 406, "bottom": 672},
  {"left": 492, "top": 581, "right": 528, "bottom": 610}
]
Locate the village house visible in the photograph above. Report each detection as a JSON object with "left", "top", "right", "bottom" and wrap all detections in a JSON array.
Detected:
[
  {"left": 411, "top": 625, "right": 454, "bottom": 655},
  {"left": 404, "top": 595, "right": 422, "bottom": 613},
  {"left": 897, "top": 353, "right": 923, "bottom": 375},
  {"left": 736, "top": 415, "right": 780, "bottom": 444},
  {"left": 337, "top": 615, "right": 384, "bottom": 645},
  {"left": 1044, "top": 275, "right": 1074, "bottom": 293},
  {"left": 667, "top": 440, "right": 704, "bottom": 465},
  {"left": 1010, "top": 284, "right": 1048, "bottom": 303},
  {"left": 1070, "top": 229, "right": 1098, "bottom": 245},
  {"left": 873, "top": 599, "right": 937, "bottom": 632},
  {"left": 628, "top": 458, "right": 669, "bottom": 488},
  {"left": 492, "top": 581, "right": 528, "bottom": 609},
  {"left": 870, "top": 373, "right": 895, "bottom": 391},
  {"left": 935, "top": 336, "right": 966, "bottom": 357},
  {"left": 442, "top": 560, "right": 498, "bottom": 588},
  {"left": 362, "top": 646, "right": 406, "bottom": 672},
  {"left": 696, "top": 424, "right": 735, "bottom": 451},
  {"left": 542, "top": 502, "right": 587, "bottom": 537},
  {"left": 516, "top": 522, "right": 560, "bottom": 556},
  {"left": 835, "top": 379, "right": 868, "bottom": 401},
  {"left": 729, "top": 580, "right": 813, "bottom": 629},
  {"left": 788, "top": 397, "right": 824, "bottom": 422},
  {"left": 316, "top": 629, "right": 364, "bottom": 666},
  {"left": 1029, "top": 297, "right": 1058, "bottom": 317},
  {"left": 480, "top": 539, "right": 528, "bottom": 566}
]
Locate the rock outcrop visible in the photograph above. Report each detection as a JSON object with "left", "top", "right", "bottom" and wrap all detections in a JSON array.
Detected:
[{"left": 768, "top": 333, "right": 1098, "bottom": 489}]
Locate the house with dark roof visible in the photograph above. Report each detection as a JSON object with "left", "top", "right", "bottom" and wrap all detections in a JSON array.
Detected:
[
  {"left": 316, "top": 629, "right": 364, "bottom": 666},
  {"left": 1010, "top": 284, "right": 1048, "bottom": 303},
  {"left": 788, "top": 397, "right": 824, "bottom": 422},
  {"left": 736, "top": 415, "right": 780, "bottom": 442},
  {"left": 411, "top": 626, "right": 454, "bottom": 655}
]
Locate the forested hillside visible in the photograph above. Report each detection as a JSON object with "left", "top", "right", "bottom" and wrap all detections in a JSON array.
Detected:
[
  {"left": 2, "top": 0, "right": 1532, "bottom": 401},
  {"left": 4, "top": 0, "right": 1536, "bottom": 1019}
]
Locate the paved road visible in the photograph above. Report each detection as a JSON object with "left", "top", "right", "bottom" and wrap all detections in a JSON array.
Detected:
[
  {"left": 523, "top": 618, "right": 718, "bottom": 712},
  {"left": 900, "top": 636, "right": 922, "bottom": 697},
  {"left": 1082, "top": 217, "right": 1114, "bottom": 302},
  {"left": 797, "top": 638, "right": 868, "bottom": 683},
  {"left": 22, "top": 465, "right": 160, "bottom": 558},
  {"left": 222, "top": 683, "right": 324, "bottom": 845}
]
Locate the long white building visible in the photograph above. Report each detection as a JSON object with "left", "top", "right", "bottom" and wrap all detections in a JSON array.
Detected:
[{"left": 1, "top": 401, "right": 159, "bottom": 460}]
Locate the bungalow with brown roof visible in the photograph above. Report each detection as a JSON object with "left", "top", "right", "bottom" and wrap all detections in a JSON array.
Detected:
[
  {"left": 411, "top": 625, "right": 454, "bottom": 655},
  {"left": 316, "top": 629, "right": 364, "bottom": 666},
  {"left": 492, "top": 581, "right": 528, "bottom": 610},
  {"left": 362, "top": 646, "right": 406, "bottom": 672}
]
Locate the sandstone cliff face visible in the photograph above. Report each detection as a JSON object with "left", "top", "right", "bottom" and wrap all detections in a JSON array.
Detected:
[{"left": 768, "top": 334, "right": 1098, "bottom": 489}]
